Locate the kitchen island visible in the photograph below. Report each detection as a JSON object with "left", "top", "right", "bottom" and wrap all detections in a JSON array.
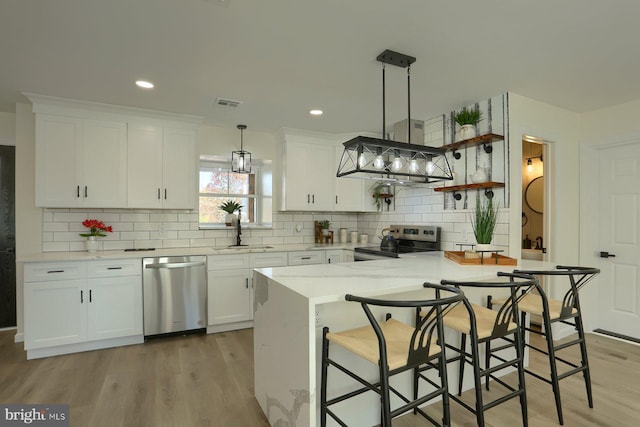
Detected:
[{"left": 253, "top": 251, "right": 551, "bottom": 426}]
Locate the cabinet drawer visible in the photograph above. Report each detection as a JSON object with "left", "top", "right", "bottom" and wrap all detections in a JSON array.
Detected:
[
  {"left": 87, "top": 259, "right": 141, "bottom": 277},
  {"left": 24, "top": 262, "right": 86, "bottom": 282},
  {"left": 251, "top": 252, "right": 288, "bottom": 268},
  {"left": 288, "top": 251, "right": 325, "bottom": 266},
  {"left": 207, "top": 254, "right": 251, "bottom": 271}
]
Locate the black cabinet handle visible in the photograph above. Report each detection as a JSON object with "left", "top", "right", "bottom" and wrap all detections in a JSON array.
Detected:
[
  {"left": 107, "top": 267, "right": 122, "bottom": 270},
  {"left": 301, "top": 256, "right": 311, "bottom": 260},
  {"left": 335, "top": 195, "right": 338, "bottom": 204},
  {"left": 312, "top": 194, "right": 315, "bottom": 203},
  {"left": 80, "top": 290, "right": 84, "bottom": 303},
  {"left": 84, "top": 185, "right": 88, "bottom": 198},
  {"left": 600, "top": 251, "right": 616, "bottom": 258},
  {"left": 307, "top": 194, "right": 310, "bottom": 203},
  {"left": 89, "top": 289, "right": 92, "bottom": 302},
  {"left": 157, "top": 188, "right": 161, "bottom": 199},
  {"left": 47, "top": 270, "right": 64, "bottom": 274},
  {"left": 245, "top": 278, "right": 249, "bottom": 289},
  {"left": 76, "top": 185, "right": 80, "bottom": 198},
  {"left": 164, "top": 189, "right": 167, "bottom": 200}
]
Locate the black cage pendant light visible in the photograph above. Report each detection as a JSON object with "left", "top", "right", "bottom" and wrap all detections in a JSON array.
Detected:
[
  {"left": 336, "top": 50, "right": 453, "bottom": 184},
  {"left": 232, "top": 124, "right": 252, "bottom": 173}
]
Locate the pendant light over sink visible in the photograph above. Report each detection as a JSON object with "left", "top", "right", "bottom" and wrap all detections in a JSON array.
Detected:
[
  {"left": 336, "top": 50, "right": 453, "bottom": 184},
  {"left": 232, "top": 124, "right": 251, "bottom": 173}
]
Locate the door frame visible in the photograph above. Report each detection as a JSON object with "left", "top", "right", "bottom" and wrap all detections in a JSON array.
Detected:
[{"left": 580, "top": 138, "right": 640, "bottom": 333}]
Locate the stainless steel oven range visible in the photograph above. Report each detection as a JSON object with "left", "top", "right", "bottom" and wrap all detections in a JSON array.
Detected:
[{"left": 353, "top": 225, "right": 441, "bottom": 261}]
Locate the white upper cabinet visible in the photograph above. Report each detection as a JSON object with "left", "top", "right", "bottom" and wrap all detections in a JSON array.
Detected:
[
  {"left": 27, "top": 93, "right": 201, "bottom": 209},
  {"left": 35, "top": 114, "right": 127, "bottom": 207},
  {"left": 334, "top": 144, "right": 377, "bottom": 212},
  {"left": 278, "top": 131, "right": 333, "bottom": 211},
  {"left": 127, "top": 125, "right": 196, "bottom": 209}
]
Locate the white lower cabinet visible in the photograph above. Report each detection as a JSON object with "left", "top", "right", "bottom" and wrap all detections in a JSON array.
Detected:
[
  {"left": 23, "top": 259, "right": 143, "bottom": 358},
  {"left": 207, "top": 252, "right": 288, "bottom": 332},
  {"left": 326, "top": 249, "right": 352, "bottom": 264}
]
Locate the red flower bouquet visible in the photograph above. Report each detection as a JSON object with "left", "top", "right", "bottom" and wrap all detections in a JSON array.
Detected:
[{"left": 80, "top": 219, "right": 113, "bottom": 237}]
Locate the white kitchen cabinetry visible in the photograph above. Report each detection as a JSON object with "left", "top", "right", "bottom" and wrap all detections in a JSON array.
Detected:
[
  {"left": 279, "top": 134, "right": 333, "bottom": 211},
  {"left": 35, "top": 114, "right": 127, "bottom": 208},
  {"left": 127, "top": 124, "right": 196, "bottom": 209},
  {"left": 288, "top": 250, "right": 326, "bottom": 266},
  {"left": 207, "top": 254, "right": 253, "bottom": 328},
  {"left": 334, "top": 145, "right": 377, "bottom": 212},
  {"left": 207, "top": 252, "right": 288, "bottom": 333},
  {"left": 23, "top": 259, "right": 143, "bottom": 359},
  {"left": 326, "top": 249, "right": 353, "bottom": 264}
]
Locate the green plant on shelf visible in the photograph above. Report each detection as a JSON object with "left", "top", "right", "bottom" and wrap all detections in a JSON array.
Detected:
[
  {"left": 471, "top": 194, "right": 498, "bottom": 244},
  {"left": 454, "top": 107, "right": 482, "bottom": 126}
]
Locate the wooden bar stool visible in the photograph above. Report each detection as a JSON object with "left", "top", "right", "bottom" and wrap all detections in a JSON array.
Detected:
[
  {"left": 320, "top": 283, "right": 464, "bottom": 427},
  {"left": 416, "top": 273, "right": 538, "bottom": 427},
  {"left": 487, "top": 265, "right": 600, "bottom": 425}
]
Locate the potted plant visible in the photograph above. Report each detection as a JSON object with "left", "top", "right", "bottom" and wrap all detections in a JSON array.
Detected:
[
  {"left": 220, "top": 200, "right": 243, "bottom": 226},
  {"left": 371, "top": 183, "right": 393, "bottom": 212},
  {"left": 471, "top": 194, "right": 498, "bottom": 251},
  {"left": 79, "top": 219, "right": 112, "bottom": 253},
  {"left": 454, "top": 107, "right": 482, "bottom": 140},
  {"left": 318, "top": 220, "right": 331, "bottom": 236}
]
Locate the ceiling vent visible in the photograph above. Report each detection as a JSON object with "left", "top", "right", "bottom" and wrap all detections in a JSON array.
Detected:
[{"left": 216, "top": 97, "right": 242, "bottom": 108}]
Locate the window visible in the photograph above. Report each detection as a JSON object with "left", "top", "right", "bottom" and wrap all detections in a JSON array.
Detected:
[{"left": 199, "top": 157, "right": 272, "bottom": 227}]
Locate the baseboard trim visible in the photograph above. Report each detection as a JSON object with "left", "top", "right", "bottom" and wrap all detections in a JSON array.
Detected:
[{"left": 593, "top": 329, "right": 640, "bottom": 345}]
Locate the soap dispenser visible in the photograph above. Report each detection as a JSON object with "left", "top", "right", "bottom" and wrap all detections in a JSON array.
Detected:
[{"left": 523, "top": 235, "right": 532, "bottom": 249}]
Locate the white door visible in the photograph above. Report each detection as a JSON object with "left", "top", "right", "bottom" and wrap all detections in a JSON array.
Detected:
[{"left": 597, "top": 142, "right": 640, "bottom": 339}]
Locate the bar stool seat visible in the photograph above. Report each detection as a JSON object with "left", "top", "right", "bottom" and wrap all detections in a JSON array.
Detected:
[
  {"left": 490, "top": 293, "right": 577, "bottom": 320},
  {"left": 443, "top": 303, "right": 517, "bottom": 339},
  {"left": 327, "top": 318, "right": 440, "bottom": 370}
]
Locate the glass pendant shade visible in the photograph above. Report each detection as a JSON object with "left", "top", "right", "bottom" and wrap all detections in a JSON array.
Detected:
[
  {"left": 373, "top": 155, "right": 385, "bottom": 170},
  {"left": 390, "top": 154, "right": 403, "bottom": 172},
  {"left": 232, "top": 124, "right": 251, "bottom": 173},
  {"left": 409, "top": 159, "right": 419, "bottom": 173}
]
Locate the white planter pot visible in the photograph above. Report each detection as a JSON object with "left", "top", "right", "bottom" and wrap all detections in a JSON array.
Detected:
[
  {"left": 475, "top": 243, "right": 493, "bottom": 252},
  {"left": 459, "top": 124, "right": 476, "bottom": 140},
  {"left": 225, "top": 213, "right": 237, "bottom": 226},
  {"left": 85, "top": 236, "right": 98, "bottom": 253},
  {"left": 322, "top": 229, "right": 330, "bottom": 237}
]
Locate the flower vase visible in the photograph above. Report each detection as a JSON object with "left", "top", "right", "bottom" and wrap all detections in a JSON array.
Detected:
[
  {"left": 459, "top": 124, "right": 476, "bottom": 140},
  {"left": 86, "top": 236, "right": 98, "bottom": 253}
]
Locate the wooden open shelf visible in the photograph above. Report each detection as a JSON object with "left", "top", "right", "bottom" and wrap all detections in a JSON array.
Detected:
[
  {"left": 433, "top": 181, "right": 505, "bottom": 193},
  {"left": 441, "top": 133, "right": 504, "bottom": 152}
]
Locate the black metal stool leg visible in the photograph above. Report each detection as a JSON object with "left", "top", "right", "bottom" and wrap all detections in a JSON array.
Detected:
[
  {"left": 575, "top": 313, "right": 594, "bottom": 408},
  {"left": 542, "top": 315, "right": 564, "bottom": 425},
  {"left": 320, "top": 327, "right": 329, "bottom": 427},
  {"left": 470, "top": 334, "right": 485, "bottom": 427},
  {"left": 457, "top": 333, "right": 467, "bottom": 396}
]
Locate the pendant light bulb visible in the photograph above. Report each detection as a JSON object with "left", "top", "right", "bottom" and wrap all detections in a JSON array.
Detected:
[
  {"left": 426, "top": 157, "right": 435, "bottom": 175},
  {"left": 373, "top": 155, "right": 385, "bottom": 170},
  {"left": 358, "top": 153, "right": 367, "bottom": 168},
  {"left": 409, "top": 159, "right": 419, "bottom": 173},
  {"left": 390, "top": 151, "right": 403, "bottom": 172},
  {"left": 527, "top": 158, "right": 533, "bottom": 172}
]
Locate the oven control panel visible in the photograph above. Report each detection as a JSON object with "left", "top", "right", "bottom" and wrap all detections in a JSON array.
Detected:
[{"left": 391, "top": 225, "right": 440, "bottom": 243}]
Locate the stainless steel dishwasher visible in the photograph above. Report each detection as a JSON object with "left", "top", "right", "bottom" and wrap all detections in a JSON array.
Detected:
[{"left": 142, "top": 256, "right": 207, "bottom": 337}]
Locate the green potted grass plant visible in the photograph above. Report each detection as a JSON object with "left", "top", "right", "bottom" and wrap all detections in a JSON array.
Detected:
[{"left": 471, "top": 194, "right": 498, "bottom": 251}]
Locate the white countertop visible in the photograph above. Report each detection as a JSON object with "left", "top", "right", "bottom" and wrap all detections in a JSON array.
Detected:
[
  {"left": 17, "top": 242, "right": 359, "bottom": 263},
  {"left": 255, "top": 251, "right": 554, "bottom": 304}
]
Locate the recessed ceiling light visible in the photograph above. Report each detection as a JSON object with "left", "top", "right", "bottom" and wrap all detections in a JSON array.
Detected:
[
  {"left": 309, "top": 109, "right": 323, "bottom": 116},
  {"left": 136, "top": 80, "right": 154, "bottom": 89}
]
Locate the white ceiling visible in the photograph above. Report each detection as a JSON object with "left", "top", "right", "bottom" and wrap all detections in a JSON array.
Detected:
[{"left": 2, "top": 0, "right": 640, "bottom": 134}]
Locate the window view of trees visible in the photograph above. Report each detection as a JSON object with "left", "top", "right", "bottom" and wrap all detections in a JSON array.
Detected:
[{"left": 199, "top": 164, "right": 256, "bottom": 225}]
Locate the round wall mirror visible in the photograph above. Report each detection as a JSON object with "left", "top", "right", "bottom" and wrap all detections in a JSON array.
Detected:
[{"left": 525, "top": 176, "right": 543, "bottom": 214}]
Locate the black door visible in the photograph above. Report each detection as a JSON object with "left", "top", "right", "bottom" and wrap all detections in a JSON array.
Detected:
[{"left": 0, "top": 146, "right": 16, "bottom": 328}]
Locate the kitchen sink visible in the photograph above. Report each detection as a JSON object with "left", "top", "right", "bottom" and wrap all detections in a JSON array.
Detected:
[{"left": 225, "top": 245, "right": 275, "bottom": 250}]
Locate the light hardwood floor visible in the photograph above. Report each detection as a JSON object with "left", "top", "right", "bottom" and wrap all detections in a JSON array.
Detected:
[{"left": 1, "top": 329, "right": 639, "bottom": 426}]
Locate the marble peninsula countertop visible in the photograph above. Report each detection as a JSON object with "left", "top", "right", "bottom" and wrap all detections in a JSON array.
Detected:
[{"left": 254, "top": 251, "right": 554, "bottom": 304}]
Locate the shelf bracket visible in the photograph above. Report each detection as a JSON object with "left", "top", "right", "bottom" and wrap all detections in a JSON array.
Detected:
[
  {"left": 453, "top": 192, "right": 462, "bottom": 201},
  {"left": 484, "top": 189, "right": 494, "bottom": 199},
  {"left": 483, "top": 143, "right": 493, "bottom": 154},
  {"left": 452, "top": 150, "right": 462, "bottom": 160}
]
